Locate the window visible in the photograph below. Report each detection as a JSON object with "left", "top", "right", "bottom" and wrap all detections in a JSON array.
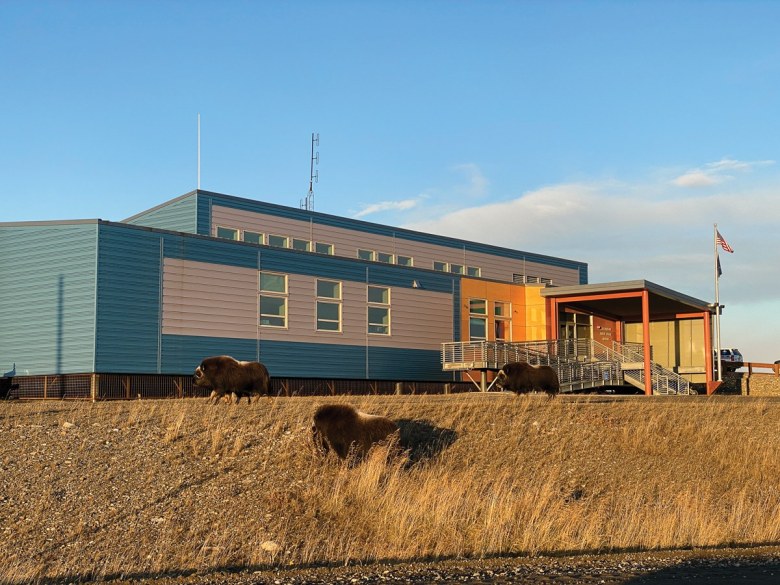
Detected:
[
  {"left": 259, "top": 272, "right": 287, "bottom": 328},
  {"left": 292, "top": 238, "right": 311, "bottom": 252},
  {"left": 450, "top": 263, "right": 464, "bottom": 275},
  {"left": 377, "top": 251, "right": 394, "bottom": 264},
  {"left": 367, "top": 286, "right": 390, "bottom": 335},
  {"left": 467, "top": 266, "right": 481, "bottom": 277},
  {"left": 397, "top": 255, "right": 413, "bottom": 267},
  {"left": 216, "top": 226, "right": 239, "bottom": 240},
  {"left": 469, "top": 298, "right": 487, "bottom": 341},
  {"left": 494, "top": 301, "right": 511, "bottom": 342},
  {"left": 357, "top": 249, "right": 375, "bottom": 261},
  {"left": 316, "top": 279, "right": 341, "bottom": 332},
  {"left": 315, "top": 242, "right": 334, "bottom": 255},
  {"left": 433, "top": 260, "right": 448, "bottom": 272},
  {"left": 268, "top": 234, "right": 289, "bottom": 248},
  {"left": 243, "top": 231, "right": 263, "bottom": 245}
]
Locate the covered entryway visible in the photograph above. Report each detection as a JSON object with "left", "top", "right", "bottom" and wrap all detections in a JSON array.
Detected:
[{"left": 541, "top": 280, "right": 718, "bottom": 395}]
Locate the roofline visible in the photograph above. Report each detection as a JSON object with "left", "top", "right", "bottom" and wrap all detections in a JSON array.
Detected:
[
  {"left": 540, "top": 279, "right": 714, "bottom": 313},
  {"left": 0, "top": 219, "right": 101, "bottom": 227},
  {"left": 124, "top": 189, "right": 588, "bottom": 270}
]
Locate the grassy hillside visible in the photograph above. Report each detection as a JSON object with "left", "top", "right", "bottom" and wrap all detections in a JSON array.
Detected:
[{"left": 1, "top": 394, "right": 779, "bottom": 583}]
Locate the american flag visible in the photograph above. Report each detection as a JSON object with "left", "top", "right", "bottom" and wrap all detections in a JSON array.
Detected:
[{"left": 716, "top": 230, "right": 734, "bottom": 253}]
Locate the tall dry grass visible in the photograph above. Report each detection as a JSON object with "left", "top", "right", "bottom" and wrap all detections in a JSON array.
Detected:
[{"left": 0, "top": 394, "right": 778, "bottom": 583}]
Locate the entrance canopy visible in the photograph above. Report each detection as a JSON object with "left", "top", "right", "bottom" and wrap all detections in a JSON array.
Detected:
[
  {"left": 540, "top": 280, "right": 714, "bottom": 322},
  {"left": 540, "top": 280, "right": 719, "bottom": 394}
]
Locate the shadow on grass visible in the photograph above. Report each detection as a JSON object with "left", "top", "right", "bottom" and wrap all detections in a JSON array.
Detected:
[{"left": 395, "top": 418, "right": 457, "bottom": 466}]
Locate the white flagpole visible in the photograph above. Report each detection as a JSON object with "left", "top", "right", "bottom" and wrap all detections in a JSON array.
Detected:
[
  {"left": 197, "top": 113, "right": 201, "bottom": 190},
  {"left": 714, "top": 223, "right": 722, "bottom": 381}
]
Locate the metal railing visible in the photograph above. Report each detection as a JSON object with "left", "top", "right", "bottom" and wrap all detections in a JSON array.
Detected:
[{"left": 441, "top": 339, "right": 694, "bottom": 395}]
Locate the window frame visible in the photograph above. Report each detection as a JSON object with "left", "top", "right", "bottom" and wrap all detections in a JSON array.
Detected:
[
  {"left": 216, "top": 226, "right": 239, "bottom": 241},
  {"left": 357, "top": 249, "right": 376, "bottom": 262},
  {"left": 367, "top": 285, "right": 391, "bottom": 335},
  {"left": 292, "top": 238, "right": 311, "bottom": 252},
  {"left": 267, "top": 234, "right": 289, "bottom": 248},
  {"left": 259, "top": 271, "right": 288, "bottom": 328},
  {"left": 315, "top": 242, "right": 334, "bottom": 255},
  {"left": 243, "top": 231, "right": 264, "bottom": 245}
]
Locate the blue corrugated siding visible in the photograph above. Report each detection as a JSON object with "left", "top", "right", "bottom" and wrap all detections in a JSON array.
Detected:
[
  {"left": 161, "top": 335, "right": 258, "bottom": 374},
  {"left": 0, "top": 224, "right": 98, "bottom": 375},
  {"left": 579, "top": 264, "right": 589, "bottom": 284},
  {"left": 161, "top": 335, "right": 447, "bottom": 380},
  {"left": 125, "top": 193, "right": 199, "bottom": 234},
  {"left": 197, "top": 190, "right": 587, "bottom": 273},
  {"left": 94, "top": 224, "right": 163, "bottom": 373}
]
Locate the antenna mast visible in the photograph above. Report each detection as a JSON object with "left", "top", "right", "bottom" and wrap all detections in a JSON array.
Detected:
[
  {"left": 301, "top": 132, "right": 319, "bottom": 210},
  {"left": 197, "top": 113, "right": 201, "bottom": 190}
]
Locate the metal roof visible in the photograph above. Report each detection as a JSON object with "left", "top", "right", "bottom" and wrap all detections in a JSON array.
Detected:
[{"left": 540, "top": 280, "right": 715, "bottom": 321}]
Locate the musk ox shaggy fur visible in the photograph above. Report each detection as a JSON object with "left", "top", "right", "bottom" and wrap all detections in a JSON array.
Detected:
[
  {"left": 312, "top": 404, "right": 399, "bottom": 460},
  {"left": 193, "top": 355, "right": 271, "bottom": 404},
  {"left": 494, "top": 361, "right": 560, "bottom": 396}
]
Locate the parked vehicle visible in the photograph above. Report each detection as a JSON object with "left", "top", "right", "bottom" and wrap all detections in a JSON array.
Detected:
[{"left": 719, "top": 348, "right": 744, "bottom": 363}]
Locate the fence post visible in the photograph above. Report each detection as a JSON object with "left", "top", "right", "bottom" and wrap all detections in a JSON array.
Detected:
[
  {"left": 444, "top": 383, "right": 451, "bottom": 395},
  {"left": 90, "top": 374, "right": 99, "bottom": 402},
  {"left": 395, "top": 382, "right": 403, "bottom": 395}
]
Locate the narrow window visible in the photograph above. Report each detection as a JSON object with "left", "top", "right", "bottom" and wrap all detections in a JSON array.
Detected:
[
  {"left": 243, "top": 231, "right": 263, "bottom": 245},
  {"left": 357, "top": 249, "right": 375, "bottom": 261},
  {"left": 377, "top": 251, "right": 394, "bottom": 264},
  {"left": 316, "top": 279, "right": 341, "bottom": 332},
  {"left": 216, "top": 226, "right": 239, "bottom": 240},
  {"left": 292, "top": 238, "right": 311, "bottom": 252},
  {"left": 315, "top": 242, "right": 334, "bottom": 255},
  {"left": 494, "top": 301, "right": 511, "bottom": 342},
  {"left": 268, "top": 234, "right": 289, "bottom": 248},
  {"left": 259, "top": 272, "right": 287, "bottom": 328},
  {"left": 469, "top": 298, "right": 487, "bottom": 341},
  {"left": 367, "top": 285, "right": 390, "bottom": 335}
]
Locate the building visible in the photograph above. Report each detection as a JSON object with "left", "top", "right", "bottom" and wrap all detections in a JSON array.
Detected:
[{"left": 0, "top": 190, "right": 587, "bottom": 389}]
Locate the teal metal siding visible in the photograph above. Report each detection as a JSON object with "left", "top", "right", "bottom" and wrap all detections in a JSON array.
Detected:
[
  {"left": 161, "top": 335, "right": 446, "bottom": 380},
  {"left": 0, "top": 224, "right": 98, "bottom": 375},
  {"left": 94, "top": 224, "right": 164, "bottom": 373},
  {"left": 125, "top": 193, "right": 199, "bottom": 234}
]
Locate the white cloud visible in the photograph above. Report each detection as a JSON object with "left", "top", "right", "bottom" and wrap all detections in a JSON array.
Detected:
[
  {"left": 452, "top": 163, "right": 489, "bottom": 199},
  {"left": 352, "top": 198, "right": 420, "bottom": 219},
  {"left": 672, "top": 158, "right": 774, "bottom": 188}
]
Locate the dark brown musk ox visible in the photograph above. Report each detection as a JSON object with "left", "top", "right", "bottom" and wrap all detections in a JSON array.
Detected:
[
  {"left": 193, "top": 355, "right": 271, "bottom": 404},
  {"left": 494, "top": 361, "right": 560, "bottom": 397},
  {"left": 312, "top": 404, "right": 399, "bottom": 460}
]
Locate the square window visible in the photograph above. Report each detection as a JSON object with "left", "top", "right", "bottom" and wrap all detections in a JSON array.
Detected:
[
  {"left": 450, "top": 263, "right": 464, "bottom": 275},
  {"left": 397, "top": 255, "right": 413, "bottom": 267},
  {"left": 259, "top": 296, "right": 286, "bottom": 327},
  {"left": 494, "top": 301, "right": 509, "bottom": 317},
  {"left": 368, "top": 307, "right": 390, "bottom": 335},
  {"left": 357, "top": 249, "right": 375, "bottom": 261},
  {"left": 259, "top": 272, "right": 287, "bottom": 293},
  {"left": 469, "top": 299, "right": 487, "bottom": 315},
  {"left": 317, "top": 279, "right": 341, "bottom": 300},
  {"left": 377, "top": 252, "right": 394, "bottom": 264},
  {"left": 316, "top": 301, "right": 341, "bottom": 331},
  {"left": 467, "top": 266, "right": 481, "bottom": 277},
  {"left": 368, "top": 286, "right": 389, "bottom": 304},
  {"left": 433, "top": 261, "right": 447, "bottom": 272}
]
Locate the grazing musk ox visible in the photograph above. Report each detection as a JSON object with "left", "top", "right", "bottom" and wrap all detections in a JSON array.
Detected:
[
  {"left": 494, "top": 361, "right": 560, "bottom": 396},
  {"left": 312, "top": 404, "right": 399, "bottom": 460},
  {"left": 193, "top": 355, "right": 271, "bottom": 404}
]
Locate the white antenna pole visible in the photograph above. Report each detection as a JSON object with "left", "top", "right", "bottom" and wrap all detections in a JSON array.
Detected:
[{"left": 197, "top": 113, "right": 201, "bottom": 190}]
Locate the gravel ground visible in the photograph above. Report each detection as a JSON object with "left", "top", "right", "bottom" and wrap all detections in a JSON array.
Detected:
[{"left": 99, "top": 547, "right": 780, "bottom": 584}]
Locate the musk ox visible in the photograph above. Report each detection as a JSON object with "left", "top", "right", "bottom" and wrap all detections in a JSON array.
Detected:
[
  {"left": 193, "top": 355, "right": 271, "bottom": 404},
  {"left": 312, "top": 404, "right": 399, "bottom": 460},
  {"left": 494, "top": 361, "right": 560, "bottom": 396}
]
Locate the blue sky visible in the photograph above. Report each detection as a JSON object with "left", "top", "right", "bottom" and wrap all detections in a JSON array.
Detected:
[{"left": 2, "top": 1, "right": 779, "bottom": 362}]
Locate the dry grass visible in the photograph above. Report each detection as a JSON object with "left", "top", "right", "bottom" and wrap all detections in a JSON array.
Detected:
[{"left": 0, "top": 394, "right": 779, "bottom": 583}]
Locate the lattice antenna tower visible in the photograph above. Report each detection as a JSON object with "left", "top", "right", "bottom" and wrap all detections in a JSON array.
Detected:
[{"left": 300, "top": 132, "right": 319, "bottom": 210}]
